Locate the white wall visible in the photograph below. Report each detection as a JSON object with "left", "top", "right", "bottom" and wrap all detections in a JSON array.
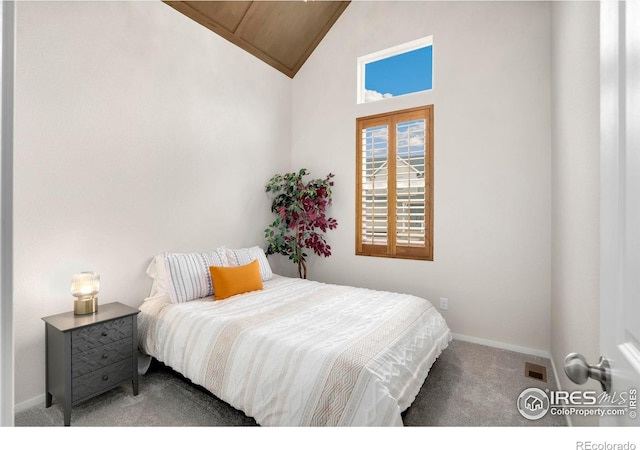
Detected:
[
  {"left": 550, "top": 0, "right": 600, "bottom": 427},
  {"left": 292, "top": 1, "right": 552, "bottom": 352},
  {"left": 14, "top": 1, "right": 291, "bottom": 406}
]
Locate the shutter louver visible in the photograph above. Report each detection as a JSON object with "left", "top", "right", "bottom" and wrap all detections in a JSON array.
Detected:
[
  {"left": 396, "top": 119, "right": 426, "bottom": 247},
  {"left": 361, "top": 125, "right": 389, "bottom": 246},
  {"left": 356, "top": 105, "right": 433, "bottom": 260}
]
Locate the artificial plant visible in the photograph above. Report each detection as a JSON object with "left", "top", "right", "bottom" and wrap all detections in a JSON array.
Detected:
[{"left": 264, "top": 168, "right": 338, "bottom": 279}]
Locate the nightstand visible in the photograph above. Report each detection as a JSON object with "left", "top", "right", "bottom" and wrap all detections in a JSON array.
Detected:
[{"left": 42, "top": 302, "right": 139, "bottom": 426}]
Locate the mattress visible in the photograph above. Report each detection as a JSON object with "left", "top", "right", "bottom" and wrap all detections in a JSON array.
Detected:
[{"left": 137, "top": 274, "right": 451, "bottom": 426}]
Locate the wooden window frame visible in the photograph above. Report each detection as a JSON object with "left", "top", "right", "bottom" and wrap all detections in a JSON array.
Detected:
[{"left": 356, "top": 105, "right": 434, "bottom": 261}]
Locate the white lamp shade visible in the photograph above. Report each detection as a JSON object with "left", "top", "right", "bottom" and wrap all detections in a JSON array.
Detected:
[{"left": 71, "top": 272, "right": 100, "bottom": 298}]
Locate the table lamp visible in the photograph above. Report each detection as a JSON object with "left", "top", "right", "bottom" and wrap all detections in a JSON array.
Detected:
[{"left": 71, "top": 271, "right": 100, "bottom": 315}]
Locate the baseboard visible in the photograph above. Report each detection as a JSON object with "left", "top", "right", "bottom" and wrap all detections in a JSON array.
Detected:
[
  {"left": 452, "top": 333, "right": 551, "bottom": 358},
  {"left": 14, "top": 393, "right": 44, "bottom": 415}
]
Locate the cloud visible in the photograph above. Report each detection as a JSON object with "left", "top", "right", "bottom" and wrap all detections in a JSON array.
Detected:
[
  {"left": 369, "top": 126, "right": 388, "bottom": 139},
  {"left": 364, "top": 89, "right": 393, "bottom": 102},
  {"left": 409, "top": 136, "right": 425, "bottom": 146}
]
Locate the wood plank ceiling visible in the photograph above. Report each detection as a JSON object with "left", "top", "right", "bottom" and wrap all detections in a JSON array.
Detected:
[{"left": 164, "top": 1, "right": 351, "bottom": 78}]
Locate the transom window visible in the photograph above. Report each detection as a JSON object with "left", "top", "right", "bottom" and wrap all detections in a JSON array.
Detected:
[
  {"left": 356, "top": 105, "right": 434, "bottom": 260},
  {"left": 357, "top": 36, "right": 433, "bottom": 104}
]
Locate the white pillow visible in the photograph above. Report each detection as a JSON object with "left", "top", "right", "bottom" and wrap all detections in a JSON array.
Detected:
[
  {"left": 146, "top": 253, "right": 171, "bottom": 300},
  {"left": 147, "top": 248, "right": 228, "bottom": 303},
  {"left": 225, "top": 246, "right": 273, "bottom": 281}
]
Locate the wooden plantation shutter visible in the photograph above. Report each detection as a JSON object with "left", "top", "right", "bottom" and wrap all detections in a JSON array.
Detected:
[{"left": 356, "top": 105, "right": 433, "bottom": 260}]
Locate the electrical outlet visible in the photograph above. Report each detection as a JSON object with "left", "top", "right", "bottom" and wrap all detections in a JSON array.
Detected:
[{"left": 439, "top": 298, "right": 449, "bottom": 310}]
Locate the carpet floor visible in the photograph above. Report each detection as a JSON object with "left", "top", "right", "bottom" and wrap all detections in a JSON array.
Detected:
[{"left": 15, "top": 339, "right": 566, "bottom": 427}]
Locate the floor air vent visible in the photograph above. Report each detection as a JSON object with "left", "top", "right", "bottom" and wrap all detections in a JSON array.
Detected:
[{"left": 524, "top": 362, "right": 547, "bottom": 382}]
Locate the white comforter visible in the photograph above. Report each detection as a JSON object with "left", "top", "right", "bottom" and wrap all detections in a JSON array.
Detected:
[{"left": 137, "top": 275, "right": 451, "bottom": 426}]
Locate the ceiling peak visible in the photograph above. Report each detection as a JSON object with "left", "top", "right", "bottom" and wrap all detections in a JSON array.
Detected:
[{"left": 165, "top": 1, "right": 350, "bottom": 78}]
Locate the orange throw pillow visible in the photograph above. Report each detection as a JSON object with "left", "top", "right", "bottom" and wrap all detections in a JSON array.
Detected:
[{"left": 209, "top": 259, "right": 263, "bottom": 301}]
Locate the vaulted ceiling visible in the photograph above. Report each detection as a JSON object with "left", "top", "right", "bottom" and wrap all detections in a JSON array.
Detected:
[{"left": 164, "top": 1, "right": 351, "bottom": 78}]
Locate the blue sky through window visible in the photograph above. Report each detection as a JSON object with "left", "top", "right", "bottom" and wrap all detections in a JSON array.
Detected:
[
  {"left": 364, "top": 120, "right": 425, "bottom": 160},
  {"left": 364, "top": 46, "right": 432, "bottom": 101}
]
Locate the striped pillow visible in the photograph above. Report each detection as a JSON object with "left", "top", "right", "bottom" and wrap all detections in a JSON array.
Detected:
[
  {"left": 225, "top": 246, "right": 273, "bottom": 281},
  {"left": 163, "top": 248, "right": 228, "bottom": 303}
]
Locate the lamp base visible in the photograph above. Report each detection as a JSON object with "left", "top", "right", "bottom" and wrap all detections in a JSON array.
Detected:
[{"left": 74, "top": 297, "right": 98, "bottom": 315}]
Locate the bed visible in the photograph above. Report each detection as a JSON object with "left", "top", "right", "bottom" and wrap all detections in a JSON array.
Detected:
[{"left": 137, "top": 246, "right": 451, "bottom": 426}]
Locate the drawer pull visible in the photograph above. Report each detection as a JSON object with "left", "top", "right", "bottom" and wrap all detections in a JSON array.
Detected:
[
  {"left": 101, "top": 331, "right": 108, "bottom": 337},
  {"left": 102, "top": 375, "right": 109, "bottom": 381},
  {"left": 102, "top": 353, "right": 109, "bottom": 359}
]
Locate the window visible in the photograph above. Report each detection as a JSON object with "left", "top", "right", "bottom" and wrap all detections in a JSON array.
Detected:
[
  {"left": 356, "top": 106, "right": 433, "bottom": 260},
  {"left": 357, "top": 36, "right": 433, "bottom": 104}
]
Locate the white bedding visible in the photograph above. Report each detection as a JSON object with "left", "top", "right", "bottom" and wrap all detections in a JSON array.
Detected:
[{"left": 137, "top": 275, "right": 451, "bottom": 426}]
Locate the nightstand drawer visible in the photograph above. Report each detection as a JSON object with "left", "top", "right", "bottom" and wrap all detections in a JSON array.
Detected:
[
  {"left": 72, "top": 359, "right": 131, "bottom": 402},
  {"left": 71, "top": 337, "right": 133, "bottom": 378},
  {"left": 71, "top": 317, "right": 133, "bottom": 353}
]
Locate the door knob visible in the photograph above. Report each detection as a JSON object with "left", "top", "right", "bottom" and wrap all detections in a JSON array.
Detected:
[{"left": 564, "top": 353, "right": 611, "bottom": 393}]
